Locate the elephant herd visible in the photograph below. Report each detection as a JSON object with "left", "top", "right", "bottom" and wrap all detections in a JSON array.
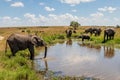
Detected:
[
  {"left": 5, "top": 27, "right": 115, "bottom": 60},
  {"left": 65, "top": 27, "right": 115, "bottom": 42}
]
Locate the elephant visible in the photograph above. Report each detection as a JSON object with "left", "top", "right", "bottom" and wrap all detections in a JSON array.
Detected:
[
  {"left": 73, "top": 30, "right": 76, "bottom": 33},
  {"left": 84, "top": 28, "right": 102, "bottom": 36},
  {"left": 5, "top": 33, "right": 47, "bottom": 60},
  {"left": 65, "top": 29, "right": 72, "bottom": 38},
  {"left": 92, "top": 28, "right": 102, "bottom": 36},
  {"left": 78, "top": 34, "right": 90, "bottom": 41},
  {"left": 84, "top": 28, "right": 93, "bottom": 35},
  {"left": 103, "top": 28, "right": 115, "bottom": 43}
]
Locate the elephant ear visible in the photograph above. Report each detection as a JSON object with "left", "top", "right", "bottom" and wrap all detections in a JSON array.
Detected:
[{"left": 31, "top": 36, "right": 38, "bottom": 46}]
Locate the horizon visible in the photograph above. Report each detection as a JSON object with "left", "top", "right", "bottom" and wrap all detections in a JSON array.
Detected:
[{"left": 0, "top": 0, "right": 120, "bottom": 27}]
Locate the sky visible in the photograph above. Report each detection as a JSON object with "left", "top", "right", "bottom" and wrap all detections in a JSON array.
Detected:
[{"left": 0, "top": 0, "right": 120, "bottom": 27}]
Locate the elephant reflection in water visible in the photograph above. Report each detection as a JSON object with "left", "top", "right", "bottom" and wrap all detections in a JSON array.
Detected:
[
  {"left": 34, "top": 59, "right": 48, "bottom": 75},
  {"left": 66, "top": 39, "right": 72, "bottom": 45},
  {"left": 78, "top": 43, "right": 101, "bottom": 50},
  {"left": 104, "top": 46, "right": 115, "bottom": 58},
  {"left": 33, "top": 59, "right": 63, "bottom": 79}
]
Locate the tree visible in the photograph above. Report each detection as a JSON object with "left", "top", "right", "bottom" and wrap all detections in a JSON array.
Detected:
[{"left": 70, "top": 21, "right": 80, "bottom": 30}]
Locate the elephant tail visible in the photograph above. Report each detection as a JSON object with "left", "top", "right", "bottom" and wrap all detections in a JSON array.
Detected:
[{"left": 5, "top": 40, "right": 8, "bottom": 54}]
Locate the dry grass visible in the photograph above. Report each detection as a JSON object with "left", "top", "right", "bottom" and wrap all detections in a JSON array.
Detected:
[
  {"left": 0, "top": 26, "right": 68, "bottom": 51},
  {"left": 1, "top": 26, "right": 120, "bottom": 51},
  {"left": 0, "top": 26, "right": 120, "bottom": 80}
]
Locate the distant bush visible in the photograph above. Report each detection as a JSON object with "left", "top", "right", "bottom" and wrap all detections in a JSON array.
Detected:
[
  {"left": 116, "top": 25, "right": 120, "bottom": 28},
  {"left": 26, "top": 30, "right": 31, "bottom": 34}
]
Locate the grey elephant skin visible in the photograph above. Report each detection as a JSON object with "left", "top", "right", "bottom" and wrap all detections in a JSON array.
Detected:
[
  {"left": 5, "top": 33, "right": 47, "bottom": 60},
  {"left": 65, "top": 29, "right": 72, "bottom": 38},
  {"left": 78, "top": 34, "right": 90, "bottom": 41},
  {"left": 103, "top": 28, "right": 115, "bottom": 43},
  {"left": 85, "top": 28, "right": 101, "bottom": 36}
]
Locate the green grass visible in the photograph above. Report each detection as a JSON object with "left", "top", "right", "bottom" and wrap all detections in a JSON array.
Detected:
[
  {"left": 1, "top": 26, "right": 120, "bottom": 80},
  {"left": 0, "top": 51, "right": 40, "bottom": 80}
]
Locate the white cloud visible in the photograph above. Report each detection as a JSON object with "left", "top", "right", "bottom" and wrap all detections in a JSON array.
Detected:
[
  {"left": 0, "top": 16, "right": 21, "bottom": 27},
  {"left": 39, "top": 2, "right": 44, "bottom": 6},
  {"left": 0, "top": 13, "right": 120, "bottom": 27},
  {"left": 2, "top": 16, "right": 11, "bottom": 21},
  {"left": 23, "top": 13, "right": 78, "bottom": 26},
  {"left": 72, "top": 9, "right": 77, "bottom": 12},
  {"left": 24, "top": 13, "right": 35, "bottom": 19},
  {"left": 60, "top": 0, "right": 95, "bottom": 5},
  {"left": 45, "top": 6, "right": 55, "bottom": 11},
  {"left": 13, "top": 17, "right": 21, "bottom": 21},
  {"left": 98, "top": 6, "right": 117, "bottom": 13},
  {"left": 90, "top": 12, "right": 104, "bottom": 17},
  {"left": 113, "top": 17, "right": 119, "bottom": 21},
  {"left": 24, "top": 13, "right": 39, "bottom": 23},
  {"left": 11, "top": 2, "right": 24, "bottom": 7}
]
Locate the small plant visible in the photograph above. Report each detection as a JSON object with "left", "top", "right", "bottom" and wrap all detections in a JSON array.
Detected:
[{"left": 26, "top": 30, "right": 31, "bottom": 34}]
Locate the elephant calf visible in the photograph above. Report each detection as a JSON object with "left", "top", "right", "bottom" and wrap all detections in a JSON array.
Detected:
[
  {"left": 78, "top": 34, "right": 90, "bottom": 41},
  {"left": 5, "top": 33, "right": 47, "bottom": 60}
]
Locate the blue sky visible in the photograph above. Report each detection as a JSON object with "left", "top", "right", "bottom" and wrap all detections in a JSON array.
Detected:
[{"left": 0, "top": 0, "right": 120, "bottom": 27}]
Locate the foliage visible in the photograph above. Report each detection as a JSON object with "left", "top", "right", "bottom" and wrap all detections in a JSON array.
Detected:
[
  {"left": 0, "top": 51, "right": 40, "bottom": 80},
  {"left": 1, "top": 26, "right": 120, "bottom": 80},
  {"left": 116, "top": 25, "right": 120, "bottom": 28},
  {"left": 70, "top": 21, "right": 80, "bottom": 30}
]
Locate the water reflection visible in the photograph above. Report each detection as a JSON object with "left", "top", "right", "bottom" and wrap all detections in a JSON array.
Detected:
[
  {"left": 104, "top": 46, "right": 115, "bottom": 58},
  {"left": 34, "top": 59, "right": 63, "bottom": 79},
  {"left": 35, "top": 41, "right": 120, "bottom": 80},
  {"left": 58, "top": 40, "right": 65, "bottom": 44},
  {"left": 78, "top": 43, "right": 101, "bottom": 50},
  {"left": 34, "top": 59, "right": 48, "bottom": 74},
  {"left": 66, "top": 38, "right": 72, "bottom": 45}
]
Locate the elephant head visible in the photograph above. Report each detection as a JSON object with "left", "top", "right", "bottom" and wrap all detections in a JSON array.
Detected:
[
  {"left": 84, "top": 28, "right": 93, "bottom": 35},
  {"left": 93, "top": 28, "right": 102, "bottom": 36},
  {"left": 65, "top": 29, "right": 72, "bottom": 38},
  {"left": 5, "top": 34, "right": 47, "bottom": 60},
  {"left": 31, "top": 35, "right": 46, "bottom": 47},
  {"left": 31, "top": 35, "right": 47, "bottom": 58}
]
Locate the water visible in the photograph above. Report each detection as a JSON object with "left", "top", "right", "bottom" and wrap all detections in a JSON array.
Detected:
[{"left": 34, "top": 40, "right": 120, "bottom": 80}]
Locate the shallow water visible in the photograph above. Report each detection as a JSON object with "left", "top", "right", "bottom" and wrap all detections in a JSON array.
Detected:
[{"left": 34, "top": 40, "right": 120, "bottom": 80}]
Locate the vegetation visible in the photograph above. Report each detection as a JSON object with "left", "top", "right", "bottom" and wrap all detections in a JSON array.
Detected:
[
  {"left": 0, "top": 26, "right": 120, "bottom": 80},
  {"left": 70, "top": 21, "right": 80, "bottom": 30}
]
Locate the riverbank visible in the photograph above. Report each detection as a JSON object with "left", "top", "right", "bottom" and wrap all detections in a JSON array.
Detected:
[{"left": 0, "top": 26, "right": 120, "bottom": 80}]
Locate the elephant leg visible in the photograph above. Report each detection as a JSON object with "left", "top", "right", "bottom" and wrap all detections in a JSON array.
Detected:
[
  {"left": 28, "top": 46, "right": 34, "bottom": 60},
  {"left": 8, "top": 41, "right": 18, "bottom": 56},
  {"left": 11, "top": 49, "right": 18, "bottom": 56},
  {"left": 88, "top": 38, "right": 90, "bottom": 40},
  {"left": 103, "top": 33, "right": 106, "bottom": 42},
  {"left": 112, "top": 36, "right": 114, "bottom": 39},
  {"left": 110, "top": 36, "right": 111, "bottom": 39},
  {"left": 107, "top": 35, "right": 109, "bottom": 40},
  {"left": 82, "top": 38, "right": 84, "bottom": 41},
  {"left": 90, "top": 32, "right": 92, "bottom": 36}
]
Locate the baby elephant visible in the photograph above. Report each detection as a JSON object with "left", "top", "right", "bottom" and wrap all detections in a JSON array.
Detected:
[{"left": 78, "top": 34, "right": 90, "bottom": 41}]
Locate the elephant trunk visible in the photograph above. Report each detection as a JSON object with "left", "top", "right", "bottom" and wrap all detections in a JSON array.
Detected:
[
  {"left": 44, "top": 46, "right": 47, "bottom": 58},
  {"left": 43, "top": 42, "right": 47, "bottom": 58}
]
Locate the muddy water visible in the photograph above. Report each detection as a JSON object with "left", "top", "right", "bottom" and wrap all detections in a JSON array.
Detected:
[{"left": 34, "top": 40, "right": 120, "bottom": 80}]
